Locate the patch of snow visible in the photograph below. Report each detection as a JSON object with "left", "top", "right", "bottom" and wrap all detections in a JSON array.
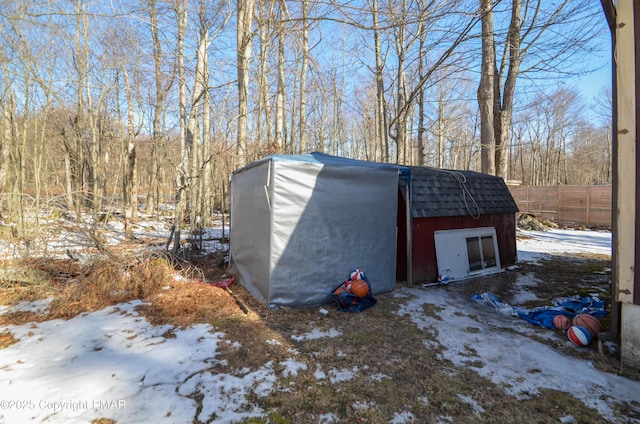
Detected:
[
  {"left": 517, "top": 229, "right": 611, "bottom": 262},
  {"left": 318, "top": 412, "right": 339, "bottom": 423},
  {"left": 457, "top": 394, "right": 485, "bottom": 414},
  {"left": 352, "top": 400, "right": 377, "bottom": 411},
  {"left": 509, "top": 272, "right": 542, "bottom": 304},
  {"left": 279, "top": 359, "right": 307, "bottom": 377},
  {"left": 0, "top": 301, "right": 274, "bottom": 423},
  {"left": 328, "top": 366, "right": 358, "bottom": 384},
  {"left": 291, "top": 327, "right": 341, "bottom": 342},
  {"left": 369, "top": 373, "right": 390, "bottom": 381},
  {"left": 314, "top": 364, "right": 326, "bottom": 380},
  {"left": 390, "top": 411, "right": 416, "bottom": 423}
]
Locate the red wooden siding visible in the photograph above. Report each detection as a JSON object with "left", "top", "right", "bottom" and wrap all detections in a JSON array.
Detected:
[{"left": 397, "top": 191, "right": 517, "bottom": 283}]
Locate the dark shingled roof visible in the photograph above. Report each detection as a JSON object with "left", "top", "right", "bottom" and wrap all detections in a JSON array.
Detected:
[{"left": 406, "top": 167, "right": 519, "bottom": 218}]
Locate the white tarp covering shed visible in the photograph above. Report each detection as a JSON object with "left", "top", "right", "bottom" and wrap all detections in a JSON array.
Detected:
[{"left": 230, "top": 153, "right": 402, "bottom": 308}]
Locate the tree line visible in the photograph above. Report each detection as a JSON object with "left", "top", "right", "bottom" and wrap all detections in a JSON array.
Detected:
[{"left": 0, "top": 0, "right": 609, "bottom": 238}]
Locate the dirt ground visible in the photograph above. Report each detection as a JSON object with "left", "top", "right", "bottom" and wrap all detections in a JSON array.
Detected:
[{"left": 0, "top": 234, "right": 637, "bottom": 423}]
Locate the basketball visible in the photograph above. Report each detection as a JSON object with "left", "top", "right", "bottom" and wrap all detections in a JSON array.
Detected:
[
  {"left": 553, "top": 315, "right": 571, "bottom": 331},
  {"left": 567, "top": 326, "right": 592, "bottom": 347},
  {"left": 350, "top": 269, "right": 365, "bottom": 281},
  {"left": 572, "top": 314, "right": 601, "bottom": 338},
  {"left": 349, "top": 279, "right": 369, "bottom": 297}
]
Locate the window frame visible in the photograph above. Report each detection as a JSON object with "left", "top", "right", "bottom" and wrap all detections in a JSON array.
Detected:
[{"left": 434, "top": 226, "right": 502, "bottom": 281}]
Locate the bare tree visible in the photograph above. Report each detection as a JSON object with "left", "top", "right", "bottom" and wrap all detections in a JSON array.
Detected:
[
  {"left": 511, "top": 87, "right": 587, "bottom": 185},
  {"left": 478, "top": 0, "right": 496, "bottom": 174},
  {"left": 171, "top": 0, "right": 188, "bottom": 254},
  {"left": 254, "top": 0, "right": 275, "bottom": 157},
  {"left": 0, "top": 51, "right": 21, "bottom": 230},
  {"left": 145, "top": 0, "right": 166, "bottom": 214},
  {"left": 121, "top": 66, "right": 138, "bottom": 237},
  {"left": 387, "top": 0, "right": 414, "bottom": 165},
  {"left": 298, "top": 0, "right": 310, "bottom": 153},
  {"left": 188, "top": 0, "right": 231, "bottom": 228},
  {"left": 373, "top": 0, "right": 478, "bottom": 166},
  {"left": 0, "top": 35, "right": 16, "bottom": 207},
  {"left": 478, "top": 0, "right": 603, "bottom": 179},
  {"left": 237, "top": 0, "right": 256, "bottom": 167},
  {"left": 371, "top": 0, "right": 389, "bottom": 162},
  {"left": 274, "top": 0, "right": 286, "bottom": 153}
]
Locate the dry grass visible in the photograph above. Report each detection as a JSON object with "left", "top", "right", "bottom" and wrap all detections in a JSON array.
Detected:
[
  {"left": 49, "top": 255, "right": 175, "bottom": 319},
  {"left": 0, "top": 245, "right": 637, "bottom": 423},
  {"left": 0, "top": 258, "right": 63, "bottom": 305},
  {"left": 0, "top": 331, "right": 17, "bottom": 349}
]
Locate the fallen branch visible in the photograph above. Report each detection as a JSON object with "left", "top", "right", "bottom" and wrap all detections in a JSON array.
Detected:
[{"left": 225, "top": 286, "right": 249, "bottom": 314}]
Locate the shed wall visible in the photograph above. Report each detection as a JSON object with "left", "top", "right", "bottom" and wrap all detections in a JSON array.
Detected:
[
  {"left": 267, "top": 162, "right": 398, "bottom": 307},
  {"left": 229, "top": 162, "right": 273, "bottom": 303},
  {"left": 397, "top": 208, "right": 517, "bottom": 283},
  {"left": 231, "top": 159, "right": 399, "bottom": 308}
]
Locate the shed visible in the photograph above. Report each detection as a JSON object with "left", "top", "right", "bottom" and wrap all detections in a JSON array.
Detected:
[
  {"left": 397, "top": 167, "right": 519, "bottom": 283},
  {"left": 229, "top": 153, "right": 408, "bottom": 308},
  {"left": 230, "top": 153, "right": 519, "bottom": 308}
]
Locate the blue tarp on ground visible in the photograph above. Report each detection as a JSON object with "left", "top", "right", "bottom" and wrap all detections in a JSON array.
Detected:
[{"left": 472, "top": 292, "right": 607, "bottom": 329}]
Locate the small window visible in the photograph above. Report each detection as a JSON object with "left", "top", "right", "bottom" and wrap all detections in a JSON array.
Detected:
[
  {"left": 466, "top": 235, "right": 498, "bottom": 272},
  {"left": 434, "top": 227, "right": 502, "bottom": 281}
]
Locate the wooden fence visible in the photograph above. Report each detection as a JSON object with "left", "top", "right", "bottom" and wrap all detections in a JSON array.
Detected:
[{"left": 508, "top": 185, "right": 612, "bottom": 228}]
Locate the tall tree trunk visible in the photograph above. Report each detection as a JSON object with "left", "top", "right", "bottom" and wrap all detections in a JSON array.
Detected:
[
  {"left": 11, "top": 89, "right": 28, "bottom": 234},
  {"left": 201, "top": 25, "right": 212, "bottom": 227},
  {"left": 74, "top": 0, "right": 100, "bottom": 211},
  {"left": 147, "top": 0, "right": 163, "bottom": 214},
  {"left": 395, "top": 62, "right": 408, "bottom": 165},
  {"left": 392, "top": 0, "right": 410, "bottom": 165},
  {"left": 372, "top": 0, "right": 388, "bottom": 162},
  {"left": 172, "top": 0, "right": 188, "bottom": 254},
  {"left": 494, "top": 0, "right": 522, "bottom": 180},
  {"left": 437, "top": 95, "right": 446, "bottom": 168},
  {"left": 274, "top": 0, "right": 286, "bottom": 153},
  {"left": 0, "top": 60, "right": 13, "bottom": 195},
  {"left": 256, "top": 2, "right": 273, "bottom": 156},
  {"left": 298, "top": 0, "right": 309, "bottom": 153},
  {"left": 87, "top": 85, "right": 101, "bottom": 211},
  {"left": 478, "top": 0, "right": 496, "bottom": 175},
  {"left": 237, "top": 0, "right": 256, "bottom": 167},
  {"left": 416, "top": 15, "right": 426, "bottom": 166},
  {"left": 73, "top": 0, "right": 86, "bottom": 217},
  {"left": 188, "top": 22, "right": 209, "bottom": 229},
  {"left": 1, "top": 63, "right": 21, "bottom": 230},
  {"left": 121, "top": 66, "right": 138, "bottom": 238}
]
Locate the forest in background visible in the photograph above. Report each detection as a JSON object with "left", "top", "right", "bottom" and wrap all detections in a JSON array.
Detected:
[{"left": 0, "top": 0, "right": 611, "bottom": 240}]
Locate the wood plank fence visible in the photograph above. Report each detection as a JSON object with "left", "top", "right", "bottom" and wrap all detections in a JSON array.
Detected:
[{"left": 508, "top": 185, "right": 612, "bottom": 229}]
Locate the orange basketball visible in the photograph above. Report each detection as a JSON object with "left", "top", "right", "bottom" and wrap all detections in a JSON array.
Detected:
[
  {"left": 572, "top": 314, "right": 602, "bottom": 338},
  {"left": 553, "top": 315, "right": 571, "bottom": 331},
  {"left": 349, "top": 279, "right": 369, "bottom": 297}
]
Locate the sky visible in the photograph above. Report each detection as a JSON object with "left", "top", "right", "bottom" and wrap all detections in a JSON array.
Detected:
[
  {"left": 1, "top": 227, "right": 638, "bottom": 423},
  {"left": 575, "top": 59, "right": 611, "bottom": 102},
  {"left": 575, "top": 48, "right": 612, "bottom": 109}
]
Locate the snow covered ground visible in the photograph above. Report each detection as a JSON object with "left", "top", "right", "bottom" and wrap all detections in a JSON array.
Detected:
[
  {"left": 516, "top": 228, "right": 613, "bottom": 261},
  {"left": 1, "top": 228, "right": 639, "bottom": 423}
]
